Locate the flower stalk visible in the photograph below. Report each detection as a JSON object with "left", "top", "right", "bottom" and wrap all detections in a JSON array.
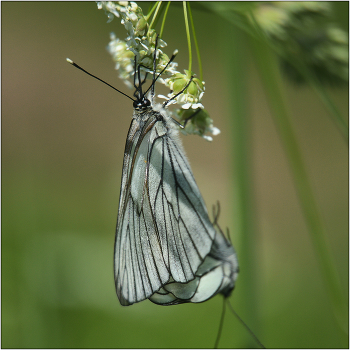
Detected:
[
  {"left": 182, "top": 1, "right": 192, "bottom": 79},
  {"left": 160, "top": 2, "right": 171, "bottom": 38},
  {"left": 97, "top": 1, "right": 218, "bottom": 141},
  {"left": 187, "top": 2, "right": 203, "bottom": 81},
  {"left": 148, "top": 1, "right": 162, "bottom": 32}
]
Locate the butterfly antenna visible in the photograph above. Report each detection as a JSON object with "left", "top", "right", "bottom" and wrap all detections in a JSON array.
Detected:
[
  {"left": 133, "top": 57, "right": 139, "bottom": 98},
  {"left": 151, "top": 35, "right": 159, "bottom": 99},
  {"left": 212, "top": 201, "right": 221, "bottom": 226},
  {"left": 66, "top": 58, "right": 134, "bottom": 102},
  {"left": 136, "top": 61, "right": 144, "bottom": 100},
  {"left": 214, "top": 296, "right": 227, "bottom": 348},
  {"left": 183, "top": 108, "right": 201, "bottom": 128},
  {"left": 212, "top": 201, "right": 232, "bottom": 248},
  {"left": 144, "top": 51, "right": 178, "bottom": 97},
  {"left": 226, "top": 228, "right": 233, "bottom": 244},
  {"left": 226, "top": 299, "right": 266, "bottom": 349},
  {"left": 163, "top": 76, "right": 194, "bottom": 108}
]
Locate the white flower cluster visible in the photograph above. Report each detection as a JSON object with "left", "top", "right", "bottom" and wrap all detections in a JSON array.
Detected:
[
  {"left": 107, "top": 33, "right": 134, "bottom": 88},
  {"left": 159, "top": 70, "right": 205, "bottom": 110},
  {"left": 97, "top": 1, "right": 178, "bottom": 86},
  {"left": 97, "top": 1, "right": 220, "bottom": 140}
]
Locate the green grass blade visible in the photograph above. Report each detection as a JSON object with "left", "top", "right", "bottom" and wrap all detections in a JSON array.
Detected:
[{"left": 251, "top": 36, "right": 347, "bottom": 331}]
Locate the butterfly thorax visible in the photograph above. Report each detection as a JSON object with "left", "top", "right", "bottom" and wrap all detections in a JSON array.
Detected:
[{"left": 132, "top": 98, "right": 165, "bottom": 125}]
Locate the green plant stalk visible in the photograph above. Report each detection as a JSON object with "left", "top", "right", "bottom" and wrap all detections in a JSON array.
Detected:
[
  {"left": 302, "top": 69, "right": 348, "bottom": 143},
  {"left": 148, "top": 1, "right": 162, "bottom": 31},
  {"left": 282, "top": 52, "right": 348, "bottom": 144},
  {"left": 187, "top": 2, "right": 203, "bottom": 81},
  {"left": 145, "top": 1, "right": 160, "bottom": 22},
  {"left": 251, "top": 36, "right": 347, "bottom": 330},
  {"left": 220, "top": 23, "right": 261, "bottom": 347},
  {"left": 160, "top": 1, "right": 171, "bottom": 38},
  {"left": 182, "top": 1, "right": 192, "bottom": 77}
]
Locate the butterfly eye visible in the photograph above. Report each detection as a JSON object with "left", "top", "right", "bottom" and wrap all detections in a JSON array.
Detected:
[
  {"left": 132, "top": 100, "right": 141, "bottom": 109},
  {"left": 133, "top": 98, "right": 151, "bottom": 110}
]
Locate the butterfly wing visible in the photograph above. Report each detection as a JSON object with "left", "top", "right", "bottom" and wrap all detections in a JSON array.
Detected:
[
  {"left": 114, "top": 110, "right": 216, "bottom": 305},
  {"left": 149, "top": 223, "right": 239, "bottom": 305}
]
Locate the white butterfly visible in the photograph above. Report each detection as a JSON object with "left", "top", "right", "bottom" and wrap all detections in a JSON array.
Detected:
[
  {"left": 114, "top": 49, "right": 239, "bottom": 306},
  {"left": 67, "top": 49, "right": 265, "bottom": 348},
  {"left": 66, "top": 45, "right": 239, "bottom": 307}
]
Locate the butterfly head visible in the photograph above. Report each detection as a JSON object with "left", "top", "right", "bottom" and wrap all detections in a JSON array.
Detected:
[{"left": 133, "top": 95, "right": 151, "bottom": 111}]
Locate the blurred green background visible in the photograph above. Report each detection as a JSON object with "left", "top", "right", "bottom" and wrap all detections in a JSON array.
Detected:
[{"left": 2, "top": 2, "right": 348, "bottom": 348}]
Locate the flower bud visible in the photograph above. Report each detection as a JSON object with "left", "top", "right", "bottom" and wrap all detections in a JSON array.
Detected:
[{"left": 136, "top": 17, "right": 147, "bottom": 34}]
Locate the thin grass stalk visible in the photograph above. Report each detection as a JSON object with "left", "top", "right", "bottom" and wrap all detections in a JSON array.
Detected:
[
  {"left": 145, "top": 1, "right": 160, "bottom": 21},
  {"left": 220, "top": 23, "right": 260, "bottom": 347},
  {"left": 182, "top": 1, "right": 192, "bottom": 77},
  {"left": 148, "top": 1, "right": 162, "bottom": 31},
  {"left": 159, "top": 2, "right": 171, "bottom": 38},
  {"left": 187, "top": 2, "right": 203, "bottom": 81},
  {"left": 250, "top": 36, "right": 347, "bottom": 332}
]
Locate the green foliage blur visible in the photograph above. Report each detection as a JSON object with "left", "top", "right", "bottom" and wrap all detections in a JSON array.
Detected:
[{"left": 2, "top": 2, "right": 348, "bottom": 348}]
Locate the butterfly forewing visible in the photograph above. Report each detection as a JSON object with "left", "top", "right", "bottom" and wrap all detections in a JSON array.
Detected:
[{"left": 115, "top": 107, "right": 216, "bottom": 305}]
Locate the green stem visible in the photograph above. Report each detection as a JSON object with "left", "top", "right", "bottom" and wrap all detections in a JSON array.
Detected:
[
  {"left": 251, "top": 36, "right": 347, "bottom": 331},
  {"left": 145, "top": 1, "right": 160, "bottom": 22},
  {"left": 159, "top": 2, "right": 171, "bottom": 38},
  {"left": 182, "top": 1, "right": 192, "bottom": 77},
  {"left": 148, "top": 1, "right": 162, "bottom": 31},
  {"left": 220, "top": 23, "right": 260, "bottom": 347},
  {"left": 187, "top": 2, "right": 202, "bottom": 81},
  {"left": 303, "top": 71, "right": 348, "bottom": 143}
]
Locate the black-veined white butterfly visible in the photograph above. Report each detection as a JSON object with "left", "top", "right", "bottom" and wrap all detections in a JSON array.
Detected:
[
  {"left": 67, "top": 51, "right": 239, "bottom": 306},
  {"left": 109, "top": 43, "right": 239, "bottom": 307},
  {"left": 67, "top": 39, "right": 264, "bottom": 348}
]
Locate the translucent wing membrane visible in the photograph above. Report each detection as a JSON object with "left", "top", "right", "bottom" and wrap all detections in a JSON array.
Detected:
[
  {"left": 115, "top": 109, "right": 216, "bottom": 305},
  {"left": 149, "top": 207, "right": 239, "bottom": 305}
]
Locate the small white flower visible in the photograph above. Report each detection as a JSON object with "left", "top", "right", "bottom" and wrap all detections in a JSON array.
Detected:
[
  {"left": 203, "top": 135, "right": 213, "bottom": 142},
  {"left": 211, "top": 127, "right": 221, "bottom": 136},
  {"left": 129, "top": 2, "right": 138, "bottom": 10},
  {"left": 181, "top": 103, "right": 192, "bottom": 109},
  {"left": 191, "top": 103, "right": 204, "bottom": 109},
  {"left": 98, "top": 1, "right": 121, "bottom": 20}
]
